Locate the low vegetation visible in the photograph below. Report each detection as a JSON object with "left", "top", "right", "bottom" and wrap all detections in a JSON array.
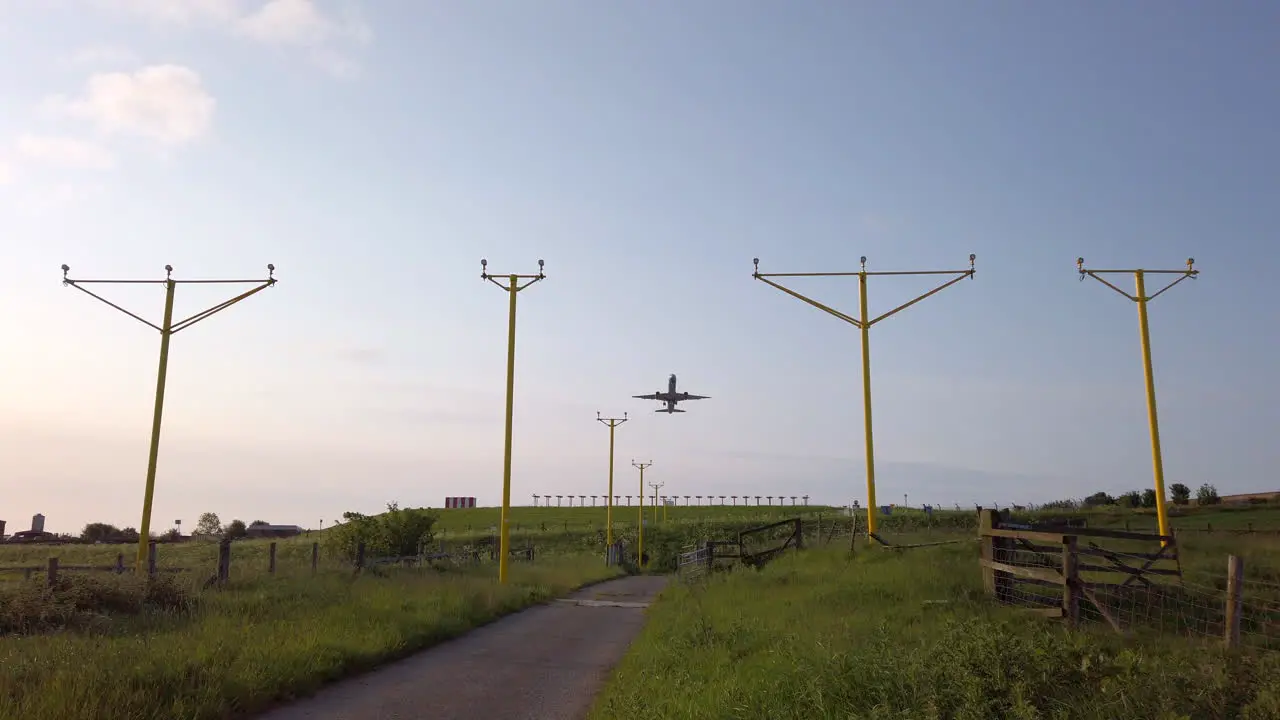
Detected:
[
  {"left": 592, "top": 545, "right": 1280, "bottom": 719},
  {"left": 0, "top": 500, "right": 620, "bottom": 720}
]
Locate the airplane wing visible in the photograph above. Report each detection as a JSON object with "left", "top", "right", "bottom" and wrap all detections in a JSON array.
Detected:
[
  {"left": 681, "top": 393, "right": 710, "bottom": 400},
  {"left": 633, "top": 393, "right": 664, "bottom": 400}
]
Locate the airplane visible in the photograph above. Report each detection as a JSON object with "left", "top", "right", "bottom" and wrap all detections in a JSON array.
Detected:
[{"left": 633, "top": 374, "right": 710, "bottom": 413}]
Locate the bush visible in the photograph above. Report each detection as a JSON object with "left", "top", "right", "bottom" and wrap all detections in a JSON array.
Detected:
[
  {"left": 1197, "top": 483, "right": 1221, "bottom": 506},
  {"left": 326, "top": 502, "right": 438, "bottom": 561}
]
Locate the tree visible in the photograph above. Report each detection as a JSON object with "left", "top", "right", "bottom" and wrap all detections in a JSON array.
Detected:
[
  {"left": 1140, "top": 488, "right": 1157, "bottom": 508},
  {"left": 249, "top": 520, "right": 269, "bottom": 528},
  {"left": 1117, "top": 491, "right": 1142, "bottom": 509},
  {"left": 1170, "top": 483, "right": 1191, "bottom": 506},
  {"left": 1083, "top": 491, "right": 1115, "bottom": 507},
  {"left": 118, "top": 527, "right": 140, "bottom": 543},
  {"left": 81, "top": 522, "right": 121, "bottom": 543},
  {"left": 194, "top": 512, "right": 223, "bottom": 536},
  {"left": 326, "top": 502, "right": 438, "bottom": 561},
  {"left": 226, "top": 519, "right": 248, "bottom": 539},
  {"left": 1196, "top": 483, "right": 1221, "bottom": 506}
]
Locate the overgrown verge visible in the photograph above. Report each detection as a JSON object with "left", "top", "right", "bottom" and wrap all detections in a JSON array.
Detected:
[
  {"left": 591, "top": 546, "right": 1280, "bottom": 720},
  {"left": 0, "top": 554, "right": 620, "bottom": 720},
  {"left": 0, "top": 573, "right": 194, "bottom": 635}
]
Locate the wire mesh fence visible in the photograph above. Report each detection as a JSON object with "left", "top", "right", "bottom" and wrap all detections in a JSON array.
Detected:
[{"left": 980, "top": 508, "right": 1280, "bottom": 652}]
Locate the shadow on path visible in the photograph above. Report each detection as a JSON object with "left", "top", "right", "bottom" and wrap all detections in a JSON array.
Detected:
[{"left": 256, "top": 574, "right": 670, "bottom": 720}]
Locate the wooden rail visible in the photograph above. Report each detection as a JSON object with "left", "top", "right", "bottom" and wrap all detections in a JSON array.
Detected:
[{"left": 979, "top": 509, "right": 1183, "bottom": 633}]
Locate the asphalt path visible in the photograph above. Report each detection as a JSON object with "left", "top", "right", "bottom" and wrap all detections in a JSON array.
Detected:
[{"left": 256, "top": 574, "right": 669, "bottom": 720}]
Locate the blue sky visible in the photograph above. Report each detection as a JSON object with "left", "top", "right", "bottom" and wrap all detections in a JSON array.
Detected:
[{"left": 1, "top": 1, "right": 1277, "bottom": 534}]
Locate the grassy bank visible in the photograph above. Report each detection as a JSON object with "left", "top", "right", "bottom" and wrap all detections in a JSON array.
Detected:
[
  {"left": 591, "top": 546, "right": 1280, "bottom": 719},
  {"left": 0, "top": 554, "right": 620, "bottom": 720}
]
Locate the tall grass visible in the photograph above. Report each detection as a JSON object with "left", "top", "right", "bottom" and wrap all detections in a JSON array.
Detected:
[
  {"left": 591, "top": 546, "right": 1280, "bottom": 719},
  {"left": 0, "top": 553, "right": 620, "bottom": 720}
]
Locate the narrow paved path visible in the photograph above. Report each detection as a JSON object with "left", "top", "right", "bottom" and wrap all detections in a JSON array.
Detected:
[{"left": 256, "top": 574, "right": 669, "bottom": 720}]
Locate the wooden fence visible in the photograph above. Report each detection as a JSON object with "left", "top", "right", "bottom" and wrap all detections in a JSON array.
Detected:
[
  {"left": 0, "top": 538, "right": 541, "bottom": 588},
  {"left": 738, "top": 518, "right": 803, "bottom": 567},
  {"left": 976, "top": 508, "right": 1276, "bottom": 650}
]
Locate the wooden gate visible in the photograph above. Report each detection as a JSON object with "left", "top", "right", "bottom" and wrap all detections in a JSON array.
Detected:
[{"left": 978, "top": 509, "right": 1183, "bottom": 631}]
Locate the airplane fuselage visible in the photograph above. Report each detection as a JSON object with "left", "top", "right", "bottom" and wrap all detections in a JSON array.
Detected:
[{"left": 634, "top": 373, "right": 709, "bottom": 413}]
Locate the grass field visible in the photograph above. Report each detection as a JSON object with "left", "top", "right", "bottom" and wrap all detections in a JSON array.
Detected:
[
  {"left": 591, "top": 544, "right": 1280, "bottom": 720},
  {"left": 0, "top": 553, "right": 620, "bottom": 720},
  {"left": 4, "top": 502, "right": 1280, "bottom": 719},
  {"left": 426, "top": 503, "right": 843, "bottom": 534},
  {"left": 5, "top": 501, "right": 1280, "bottom": 580}
]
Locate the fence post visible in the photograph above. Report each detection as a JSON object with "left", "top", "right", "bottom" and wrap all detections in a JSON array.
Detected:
[
  {"left": 47, "top": 557, "right": 58, "bottom": 587},
  {"left": 148, "top": 541, "right": 158, "bottom": 576},
  {"left": 355, "top": 541, "right": 366, "bottom": 573},
  {"left": 980, "top": 508, "right": 996, "bottom": 597},
  {"left": 115, "top": 553, "right": 125, "bottom": 574},
  {"left": 705, "top": 541, "right": 716, "bottom": 572},
  {"left": 1062, "top": 535, "right": 1079, "bottom": 628},
  {"left": 979, "top": 508, "right": 1014, "bottom": 602},
  {"left": 269, "top": 542, "right": 277, "bottom": 575},
  {"left": 1225, "top": 555, "right": 1244, "bottom": 649},
  {"left": 217, "top": 539, "right": 231, "bottom": 584},
  {"left": 311, "top": 542, "right": 319, "bottom": 574}
]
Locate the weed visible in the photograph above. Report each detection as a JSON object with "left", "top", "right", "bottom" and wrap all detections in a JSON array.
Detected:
[
  {"left": 592, "top": 546, "right": 1280, "bottom": 720},
  {"left": 0, "top": 553, "right": 619, "bottom": 720}
]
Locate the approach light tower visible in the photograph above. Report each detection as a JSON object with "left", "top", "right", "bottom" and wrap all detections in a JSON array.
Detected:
[
  {"left": 649, "top": 480, "right": 665, "bottom": 525},
  {"left": 480, "top": 258, "right": 546, "bottom": 585},
  {"left": 598, "top": 412, "right": 628, "bottom": 545},
  {"left": 61, "top": 263, "right": 277, "bottom": 572},
  {"left": 753, "top": 255, "right": 976, "bottom": 539},
  {"left": 1076, "top": 257, "right": 1198, "bottom": 544},
  {"left": 633, "top": 459, "right": 653, "bottom": 565}
]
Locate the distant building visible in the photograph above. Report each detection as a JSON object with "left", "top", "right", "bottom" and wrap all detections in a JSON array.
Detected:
[
  {"left": 244, "top": 524, "right": 303, "bottom": 538},
  {"left": 31, "top": 513, "right": 45, "bottom": 533},
  {"left": 6, "top": 530, "right": 57, "bottom": 544}
]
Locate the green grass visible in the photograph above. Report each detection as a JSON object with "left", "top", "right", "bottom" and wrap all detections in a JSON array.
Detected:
[
  {"left": 0, "top": 553, "right": 620, "bottom": 720},
  {"left": 591, "top": 545, "right": 1280, "bottom": 720},
  {"left": 428, "top": 503, "right": 843, "bottom": 534}
]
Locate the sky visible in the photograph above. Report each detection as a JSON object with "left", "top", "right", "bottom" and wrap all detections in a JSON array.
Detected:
[{"left": 1, "top": 1, "right": 1277, "bottom": 536}]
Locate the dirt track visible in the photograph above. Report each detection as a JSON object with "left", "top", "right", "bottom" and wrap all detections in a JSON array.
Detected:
[{"left": 255, "top": 574, "right": 669, "bottom": 720}]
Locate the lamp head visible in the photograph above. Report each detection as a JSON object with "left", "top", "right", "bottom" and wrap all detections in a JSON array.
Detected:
[
  {"left": 1076, "top": 257, "right": 1084, "bottom": 269},
  {"left": 61, "top": 264, "right": 70, "bottom": 273},
  {"left": 267, "top": 263, "right": 275, "bottom": 273},
  {"left": 164, "top": 264, "right": 173, "bottom": 273},
  {"left": 1187, "top": 257, "right": 1195, "bottom": 269},
  {"left": 538, "top": 259, "right": 544, "bottom": 269}
]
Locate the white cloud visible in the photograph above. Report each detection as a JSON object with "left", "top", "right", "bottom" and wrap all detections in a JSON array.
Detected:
[
  {"left": 94, "top": 0, "right": 372, "bottom": 78},
  {"left": 46, "top": 65, "right": 215, "bottom": 146},
  {"left": 237, "top": 0, "right": 336, "bottom": 46},
  {"left": 0, "top": 160, "right": 13, "bottom": 185},
  {"left": 15, "top": 134, "right": 115, "bottom": 170}
]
